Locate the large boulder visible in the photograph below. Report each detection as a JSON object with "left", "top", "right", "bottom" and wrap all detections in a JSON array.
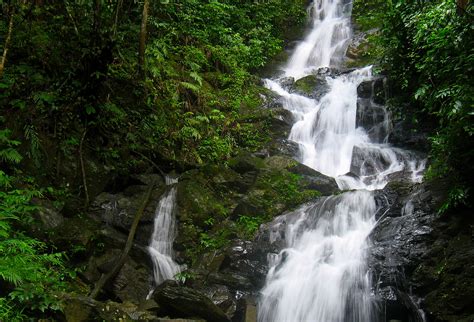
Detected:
[
  {"left": 154, "top": 281, "right": 230, "bottom": 322},
  {"left": 32, "top": 198, "right": 65, "bottom": 230},
  {"left": 264, "top": 155, "right": 338, "bottom": 195},
  {"left": 292, "top": 74, "right": 329, "bottom": 99},
  {"left": 82, "top": 248, "right": 152, "bottom": 303},
  {"left": 89, "top": 175, "right": 166, "bottom": 246}
]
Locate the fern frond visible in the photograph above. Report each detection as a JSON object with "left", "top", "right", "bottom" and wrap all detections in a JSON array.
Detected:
[{"left": 0, "top": 148, "right": 22, "bottom": 164}]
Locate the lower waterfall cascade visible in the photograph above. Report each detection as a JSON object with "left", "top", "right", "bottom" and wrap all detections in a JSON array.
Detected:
[
  {"left": 147, "top": 176, "right": 181, "bottom": 298},
  {"left": 257, "top": 0, "right": 425, "bottom": 321}
]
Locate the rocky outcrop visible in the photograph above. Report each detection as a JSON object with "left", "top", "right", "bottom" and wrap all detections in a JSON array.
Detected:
[
  {"left": 174, "top": 153, "right": 334, "bottom": 266},
  {"left": 370, "top": 179, "right": 474, "bottom": 321},
  {"left": 88, "top": 174, "right": 165, "bottom": 246},
  {"left": 153, "top": 281, "right": 230, "bottom": 322},
  {"left": 356, "top": 77, "right": 390, "bottom": 143},
  {"left": 81, "top": 248, "right": 152, "bottom": 303},
  {"left": 62, "top": 296, "right": 161, "bottom": 321},
  {"left": 292, "top": 74, "right": 329, "bottom": 99}
]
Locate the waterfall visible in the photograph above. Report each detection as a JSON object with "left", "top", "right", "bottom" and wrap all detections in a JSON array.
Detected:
[
  {"left": 147, "top": 176, "right": 181, "bottom": 298},
  {"left": 258, "top": 0, "right": 425, "bottom": 321}
]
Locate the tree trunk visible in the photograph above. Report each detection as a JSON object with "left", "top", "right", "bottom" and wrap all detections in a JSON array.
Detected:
[
  {"left": 138, "top": 0, "right": 150, "bottom": 78},
  {"left": 113, "top": 0, "right": 124, "bottom": 38},
  {"left": 0, "top": 6, "right": 15, "bottom": 79},
  {"left": 457, "top": 0, "right": 469, "bottom": 15}
]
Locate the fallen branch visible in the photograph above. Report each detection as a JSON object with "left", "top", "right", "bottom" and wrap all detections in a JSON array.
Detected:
[
  {"left": 79, "top": 128, "right": 89, "bottom": 207},
  {"left": 89, "top": 182, "right": 154, "bottom": 299}
]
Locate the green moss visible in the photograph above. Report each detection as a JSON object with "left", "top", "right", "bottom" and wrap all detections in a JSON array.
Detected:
[
  {"left": 176, "top": 157, "right": 322, "bottom": 265},
  {"left": 294, "top": 75, "right": 319, "bottom": 96}
]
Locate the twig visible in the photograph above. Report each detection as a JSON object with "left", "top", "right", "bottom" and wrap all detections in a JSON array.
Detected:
[
  {"left": 64, "top": 0, "right": 79, "bottom": 37},
  {"left": 79, "top": 128, "right": 89, "bottom": 207}
]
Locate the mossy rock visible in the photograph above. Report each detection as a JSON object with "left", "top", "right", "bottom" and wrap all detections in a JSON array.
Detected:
[
  {"left": 49, "top": 216, "right": 100, "bottom": 253},
  {"left": 232, "top": 167, "right": 320, "bottom": 220},
  {"left": 227, "top": 153, "right": 265, "bottom": 174},
  {"left": 293, "top": 75, "right": 319, "bottom": 96}
]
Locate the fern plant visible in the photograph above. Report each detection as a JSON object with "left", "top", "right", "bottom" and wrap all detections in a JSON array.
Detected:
[{"left": 0, "top": 128, "right": 66, "bottom": 318}]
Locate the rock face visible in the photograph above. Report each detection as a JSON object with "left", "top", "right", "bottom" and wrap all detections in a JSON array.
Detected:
[
  {"left": 174, "top": 153, "right": 335, "bottom": 266},
  {"left": 154, "top": 281, "right": 230, "bottom": 322},
  {"left": 82, "top": 248, "right": 152, "bottom": 303},
  {"left": 356, "top": 77, "right": 390, "bottom": 143},
  {"left": 89, "top": 175, "right": 165, "bottom": 246},
  {"left": 369, "top": 179, "right": 474, "bottom": 322}
]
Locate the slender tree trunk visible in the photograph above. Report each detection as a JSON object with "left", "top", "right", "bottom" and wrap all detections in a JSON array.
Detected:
[
  {"left": 79, "top": 129, "right": 89, "bottom": 207},
  {"left": 64, "top": 0, "right": 79, "bottom": 37},
  {"left": 0, "top": 6, "right": 15, "bottom": 79},
  {"left": 92, "top": 0, "right": 101, "bottom": 47},
  {"left": 113, "top": 0, "right": 124, "bottom": 38},
  {"left": 456, "top": 0, "right": 469, "bottom": 15},
  {"left": 138, "top": 0, "right": 150, "bottom": 78}
]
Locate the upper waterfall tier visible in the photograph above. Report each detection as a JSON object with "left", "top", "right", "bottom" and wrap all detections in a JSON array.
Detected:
[{"left": 285, "top": 0, "right": 352, "bottom": 79}]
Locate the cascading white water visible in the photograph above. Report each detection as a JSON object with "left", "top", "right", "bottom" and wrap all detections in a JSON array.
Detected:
[
  {"left": 147, "top": 176, "right": 181, "bottom": 298},
  {"left": 258, "top": 0, "right": 425, "bottom": 321},
  {"left": 259, "top": 191, "right": 376, "bottom": 322},
  {"left": 285, "top": 0, "right": 352, "bottom": 79}
]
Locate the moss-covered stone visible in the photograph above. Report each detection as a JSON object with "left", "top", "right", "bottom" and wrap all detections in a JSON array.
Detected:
[
  {"left": 293, "top": 75, "right": 320, "bottom": 96},
  {"left": 174, "top": 154, "right": 328, "bottom": 265}
]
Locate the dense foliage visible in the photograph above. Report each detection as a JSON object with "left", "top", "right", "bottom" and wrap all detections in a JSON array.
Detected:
[
  {"left": 0, "top": 127, "right": 67, "bottom": 320},
  {"left": 0, "top": 0, "right": 306, "bottom": 171},
  {"left": 382, "top": 0, "right": 473, "bottom": 210},
  {"left": 353, "top": 0, "right": 473, "bottom": 210},
  {"left": 0, "top": 0, "right": 306, "bottom": 317}
]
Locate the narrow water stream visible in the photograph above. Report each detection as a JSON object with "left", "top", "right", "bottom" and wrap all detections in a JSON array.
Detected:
[
  {"left": 147, "top": 176, "right": 181, "bottom": 298},
  {"left": 258, "top": 0, "right": 424, "bottom": 321}
]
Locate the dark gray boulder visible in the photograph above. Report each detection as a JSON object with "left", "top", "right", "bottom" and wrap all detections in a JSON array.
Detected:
[
  {"left": 356, "top": 77, "right": 391, "bottom": 143},
  {"left": 154, "top": 281, "right": 230, "bottom": 322},
  {"left": 89, "top": 181, "right": 166, "bottom": 245},
  {"left": 369, "top": 178, "right": 474, "bottom": 321}
]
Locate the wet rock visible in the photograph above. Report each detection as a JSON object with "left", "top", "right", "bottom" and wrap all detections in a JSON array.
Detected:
[
  {"left": 349, "top": 146, "right": 391, "bottom": 177},
  {"left": 292, "top": 74, "right": 330, "bottom": 99},
  {"left": 201, "top": 284, "right": 237, "bottom": 318},
  {"left": 278, "top": 77, "right": 295, "bottom": 90},
  {"left": 82, "top": 248, "right": 152, "bottom": 303},
  {"left": 264, "top": 155, "right": 338, "bottom": 195},
  {"left": 32, "top": 198, "right": 64, "bottom": 229},
  {"left": 389, "top": 117, "right": 431, "bottom": 153},
  {"left": 264, "top": 138, "right": 299, "bottom": 157},
  {"left": 369, "top": 178, "right": 474, "bottom": 321},
  {"left": 356, "top": 77, "right": 390, "bottom": 142},
  {"left": 113, "top": 256, "right": 152, "bottom": 303},
  {"left": 357, "top": 77, "right": 387, "bottom": 104},
  {"left": 228, "top": 153, "right": 265, "bottom": 175},
  {"left": 218, "top": 239, "right": 269, "bottom": 291},
  {"left": 89, "top": 183, "right": 166, "bottom": 246},
  {"left": 154, "top": 280, "right": 230, "bottom": 322},
  {"left": 49, "top": 216, "right": 100, "bottom": 253},
  {"left": 207, "top": 272, "right": 254, "bottom": 292}
]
